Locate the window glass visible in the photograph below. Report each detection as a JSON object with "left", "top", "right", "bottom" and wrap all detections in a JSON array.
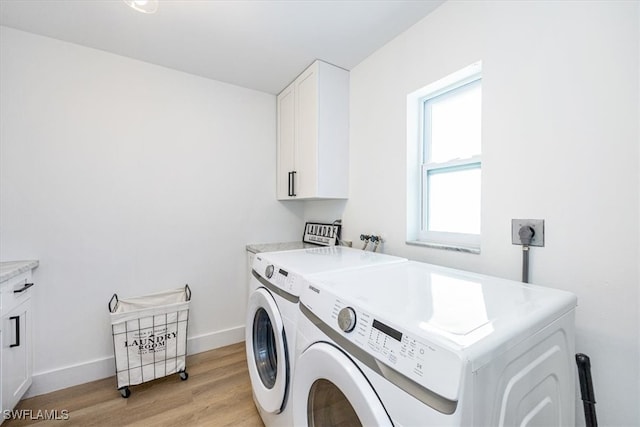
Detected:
[
  {"left": 427, "top": 165, "right": 481, "bottom": 234},
  {"left": 426, "top": 82, "right": 482, "bottom": 163}
]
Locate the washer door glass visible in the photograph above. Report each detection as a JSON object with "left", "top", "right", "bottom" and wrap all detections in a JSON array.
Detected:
[
  {"left": 308, "top": 379, "right": 362, "bottom": 427},
  {"left": 245, "top": 287, "right": 288, "bottom": 414},
  {"left": 253, "top": 307, "right": 278, "bottom": 389},
  {"left": 293, "top": 342, "right": 392, "bottom": 426}
]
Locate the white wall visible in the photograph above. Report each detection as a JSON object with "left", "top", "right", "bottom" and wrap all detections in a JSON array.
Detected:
[
  {"left": 2, "top": 3, "right": 638, "bottom": 423},
  {"left": 343, "top": 1, "right": 639, "bottom": 426},
  {"left": 637, "top": 7, "right": 640, "bottom": 424},
  {"left": 0, "top": 27, "right": 305, "bottom": 395}
]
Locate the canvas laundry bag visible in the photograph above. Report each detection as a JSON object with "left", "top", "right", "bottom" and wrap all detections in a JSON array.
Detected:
[{"left": 109, "top": 286, "right": 190, "bottom": 389}]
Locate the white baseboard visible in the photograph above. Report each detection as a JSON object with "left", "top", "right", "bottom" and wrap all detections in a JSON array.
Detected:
[
  {"left": 186, "top": 325, "right": 246, "bottom": 355},
  {"left": 25, "top": 325, "right": 246, "bottom": 398}
]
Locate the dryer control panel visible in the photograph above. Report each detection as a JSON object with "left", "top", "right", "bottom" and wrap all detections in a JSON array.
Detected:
[
  {"left": 333, "top": 299, "right": 462, "bottom": 399},
  {"left": 365, "top": 315, "right": 440, "bottom": 380},
  {"left": 303, "top": 286, "right": 465, "bottom": 404}
]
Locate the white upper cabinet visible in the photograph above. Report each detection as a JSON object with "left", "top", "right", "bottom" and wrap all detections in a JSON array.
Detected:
[{"left": 277, "top": 60, "right": 349, "bottom": 200}]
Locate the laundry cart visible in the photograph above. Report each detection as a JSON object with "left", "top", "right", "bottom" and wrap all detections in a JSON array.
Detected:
[{"left": 108, "top": 285, "right": 191, "bottom": 398}]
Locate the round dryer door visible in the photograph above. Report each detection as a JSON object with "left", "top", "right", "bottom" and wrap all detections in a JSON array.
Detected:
[
  {"left": 292, "top": 342, "right": 392, "bottom": 427},
  {"left": 245, "top": 288, "right": 289, "bottom": 414}
]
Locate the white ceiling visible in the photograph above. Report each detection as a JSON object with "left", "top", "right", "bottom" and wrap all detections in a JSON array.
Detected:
[{"left": 0, "top": 0, "right": 444, "bottom": 94}]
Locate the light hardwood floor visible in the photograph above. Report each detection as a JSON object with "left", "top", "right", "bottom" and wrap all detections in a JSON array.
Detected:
[{"left": 4, "top": 342, "right": 264, "bottom": 426}]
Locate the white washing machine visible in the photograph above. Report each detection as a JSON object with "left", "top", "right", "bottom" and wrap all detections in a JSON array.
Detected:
[
  {"left": 293, "top": 261, "right": 578, "bottom": 426},
  {"left": 245, "top": 246, "right": 406, "bottom": 427}
]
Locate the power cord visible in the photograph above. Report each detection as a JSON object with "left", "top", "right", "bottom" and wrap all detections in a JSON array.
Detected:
[{"left": 519, "top": 225, "right": 535, "bottom": 283}]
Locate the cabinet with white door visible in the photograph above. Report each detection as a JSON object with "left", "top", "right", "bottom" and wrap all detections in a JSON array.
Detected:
[
  {"left": 0, "top": 262, "right": 36, "bottom": 423},
  {"left": 277, "top": 60, "right": 349, "bottom": 200}
]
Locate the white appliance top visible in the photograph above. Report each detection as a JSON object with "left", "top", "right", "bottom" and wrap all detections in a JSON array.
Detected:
[
  {"left": 252, "top": 246, "right": 406, "bottom": 299},
  {"left": 304, "top": 260, "right": 577, "bottom": 361},
  {"left": 258, "top": 246, "right": 406, "bottom": 275}
]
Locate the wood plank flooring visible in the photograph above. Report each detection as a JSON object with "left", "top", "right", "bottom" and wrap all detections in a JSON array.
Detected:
[{"left": 4, "top": 342, "right": 264, "bottom": 427}]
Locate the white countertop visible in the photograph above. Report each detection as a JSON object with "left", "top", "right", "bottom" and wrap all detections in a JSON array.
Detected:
[
  {"left": 0, "top": 260, "right": 39, "bottom": 283},
  {"left": 246, "top": 241, "right": 315, "bottom": 254}
]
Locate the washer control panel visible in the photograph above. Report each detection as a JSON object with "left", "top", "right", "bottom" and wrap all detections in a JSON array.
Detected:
[
  {"left": 253, "top": 256, "right": 302, "bottom": 296},
  {"left": 273, "top": 266, "right": 298, "bottom": 294}
]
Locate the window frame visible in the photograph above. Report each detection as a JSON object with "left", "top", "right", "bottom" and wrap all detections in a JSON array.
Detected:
[{"left": 406, "top": 62, "right": 482, "bottom": 253}]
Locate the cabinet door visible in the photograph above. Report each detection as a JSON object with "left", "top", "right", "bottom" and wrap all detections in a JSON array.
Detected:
[
  {"left": 277, "top": 83, "right": 296, "bottom": 199},
  {"left": 295, "top": 65, "right": 319, "bottom": 199},
  {"left": 2, "top": 297, "right": 32, "bottom": 414}
]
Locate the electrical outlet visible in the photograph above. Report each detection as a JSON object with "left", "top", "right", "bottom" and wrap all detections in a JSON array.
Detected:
[
  {"left": 511, "top": 219, "right": 544, "bottom": 247},
  {"left": 342, "top": 240, "right": 353, "bottom": 247}
]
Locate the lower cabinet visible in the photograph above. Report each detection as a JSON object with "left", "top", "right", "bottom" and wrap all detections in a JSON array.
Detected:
[{"left": 1, "top": 270, "right": 34, "bottom": 423}]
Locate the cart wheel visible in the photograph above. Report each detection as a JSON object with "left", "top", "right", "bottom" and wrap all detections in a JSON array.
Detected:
[
  {"left": 120, "top": 387, "right": 131, "bottom": 398},
  {"left": 179, "top": 371, "right": 189, "bottom": 381}
]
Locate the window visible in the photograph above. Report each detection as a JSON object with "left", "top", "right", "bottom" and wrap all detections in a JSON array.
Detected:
[{"left": 407, "top": 63, "right": 482, "bottom": 252}]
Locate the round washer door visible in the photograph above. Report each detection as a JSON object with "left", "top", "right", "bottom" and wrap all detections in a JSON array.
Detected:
[
  {"left": 292, "top": 342, "right": 392, "bottom": 427},
  {"left": 245, "top": 288, "right": 289, "bottom": 414}
]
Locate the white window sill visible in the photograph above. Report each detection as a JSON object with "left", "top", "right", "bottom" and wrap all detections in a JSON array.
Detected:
[{"left": 406, "top": 240, "right": 480, "bottom": 254}]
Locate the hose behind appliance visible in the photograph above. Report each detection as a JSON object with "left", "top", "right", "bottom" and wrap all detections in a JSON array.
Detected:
[{"left": 576, "top": 353, "right": 597, "bottom": 427}]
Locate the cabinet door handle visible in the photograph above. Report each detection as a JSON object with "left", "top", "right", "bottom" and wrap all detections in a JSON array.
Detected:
[
  {"left": 288, "top": 171, "right": 293, "bottom": 196},
  {"left": 10, "top": 315, "right": 20, "bottom": 348},
  {"left": 14, "top": 282, "right": 34, "bottom": 293},
  {"left": 291, "top": 171, "right": 297, "bottom": 197}
]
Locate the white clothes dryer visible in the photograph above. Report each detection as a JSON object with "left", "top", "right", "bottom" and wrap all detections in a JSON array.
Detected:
[
  {"left": 245, "top": 246, "right": 406, "bottom": 427},
  {"left": 293, "top": 261, "right": 577, "bottom": 427}
]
